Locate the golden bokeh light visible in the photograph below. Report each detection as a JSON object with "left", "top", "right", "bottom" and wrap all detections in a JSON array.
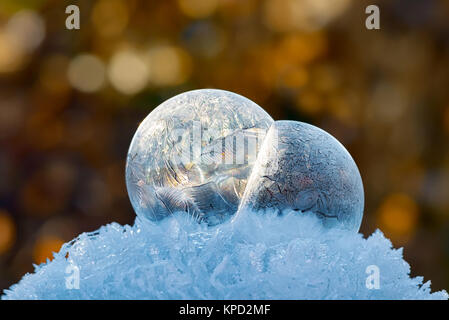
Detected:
[
  {"left": 33, "top": 236, "right": 64, "bottom": 265},
  {"left": 278, "top": 33, "right": 327, "bottom": 64},
  {"left": 6, "top": 10, "right": 45, "bottom": 53},
  {"left": 218, "top": 0, "right": 258, "bottom": 18},
  {"left": 177, "top": 0, "right": 218, "bottom": 19},
  {"left": 296, "top": 90, "right": 324, "bottom": 115},
  {"left": 327, "top": 94, "right": 356, "bottom": 125},
  {"left": 257, "top": 33, "right": 326, "bottom": 93},
  {"left": 263, "top": 0, "right": 300, "bottom": 33},
  {"left": 0, "top": 211, "right": 16, "bottom": 255},
  {"left": 67, "top": 54, "right": 106, "bottom": 93},
  {"left": 39, "top": 54, "right": 71, "bottom": 94},
  {"left": 0, "top": 9, "right": 45, "bottom": 73},
  {"left": 108, "top": 49, "right": 149, "bottom": 95},
  {"left": 0, "top": 31, "right": 26, "bottom": 73},
  {"left": 278, "top": 66, "right": 309, "bottom": 89},
  {"left": 91, "top": 0, "right": 129, "bottom": 38},
  {"left": 377, "top": 193, "right": 419, "bottom": 243},
  {"left": 263, "top": 0, "right": 351, "bottom": 32},
  {"left": 146, "top": 45, "right": 192, "bottom": 87},
  {"left": 312, "top": 65, "right": 340, "bottom": 94}
]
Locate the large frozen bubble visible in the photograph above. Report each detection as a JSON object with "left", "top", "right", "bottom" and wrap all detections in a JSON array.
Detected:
[
  {"left": 126, "top": 89, "right": 274, "bottom": 225},
  {"left": 237, "top": 120, "right": 364, "bottom": 231}
]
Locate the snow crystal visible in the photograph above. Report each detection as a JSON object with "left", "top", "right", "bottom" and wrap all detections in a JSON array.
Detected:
[{"left": 2, "top": 210, "right": 447, "bottom": 300}]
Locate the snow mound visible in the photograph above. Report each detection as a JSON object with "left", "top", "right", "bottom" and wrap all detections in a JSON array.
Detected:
[{"left": 2, "top": 210, "right": 447, "bottom": 300}]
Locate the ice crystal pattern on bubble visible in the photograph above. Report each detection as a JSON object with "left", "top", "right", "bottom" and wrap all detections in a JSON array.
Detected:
[
  {"left": 238, "top": 121, "right": 364, "bottom": 231},
  {"left": 126, "top": 89, "right": 364, "bottom": 230},
  {"left": 126, "top": 89, "right": 274, "bottom": 225}
]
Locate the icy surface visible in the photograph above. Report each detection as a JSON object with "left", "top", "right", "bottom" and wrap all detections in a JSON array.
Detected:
[
  {"left": 3, "top": 210, "right": 447, "bottom": 300},
  {"left": 238, "top": 121, "right": 364, "bottom": 231},
  {"left": 126, "top": 89, "right": 273, "bottom": 225}
]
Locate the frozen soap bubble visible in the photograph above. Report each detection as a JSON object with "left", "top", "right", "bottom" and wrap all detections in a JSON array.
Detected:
[
  {"left": 237, "top": 120, "right": 364, "bottom": 231},
  {"left": 126, "top": 89, "right": 274, "bottom": 225}
]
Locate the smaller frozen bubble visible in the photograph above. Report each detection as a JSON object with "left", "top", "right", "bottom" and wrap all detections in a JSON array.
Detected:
[{"left": 237, "top": 120, "right": 364, "bottom": 231}]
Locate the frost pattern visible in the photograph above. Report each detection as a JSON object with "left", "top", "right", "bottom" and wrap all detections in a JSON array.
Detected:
[
  {"left": 238, "top": 121, "right": 364, "bottom": 231},
  {"left": 126, "top": 89, "right": 273, "bottom": 225},
  {"left": 2, "top": 210, "right": 447, "bottom": 300}
]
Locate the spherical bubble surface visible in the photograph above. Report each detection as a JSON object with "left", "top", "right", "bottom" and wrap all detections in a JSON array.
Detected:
[
  {"left": 237, "top": 120, "right": 364, "bottom": 231},
  {"left": 126, "top": 89, "right": 274, "bottom": 225}
]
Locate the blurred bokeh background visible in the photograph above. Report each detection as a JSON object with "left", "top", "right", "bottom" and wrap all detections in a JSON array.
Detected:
[{"left": 0, "top": 0, "right": 449, "bottom": 292}]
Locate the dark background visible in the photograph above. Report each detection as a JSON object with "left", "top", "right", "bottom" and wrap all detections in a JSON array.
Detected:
[{"left": 0, "top": 0, "right": 449, "bottom": 292}]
